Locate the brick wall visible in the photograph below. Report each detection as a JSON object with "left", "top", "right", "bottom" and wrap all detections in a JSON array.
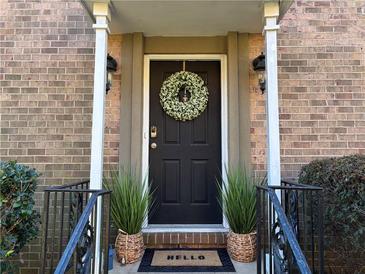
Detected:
[
  {"left": 0, "top": 0, "right": 95, "bottom": 186},
  {"left": 0, "top": 5, "right": 121, "bottom": 185},
  {"left": 248, "top": 33, "right": 266, "bottom": 177},
  {"left": 104, "top": 35, "right": 122, "bottom": 170},
  {"left": 0, "top": 1, "right": 121, "bottom": 272},
  {"left": 250, "top": 0, "right": 365, "bottom": 178}
]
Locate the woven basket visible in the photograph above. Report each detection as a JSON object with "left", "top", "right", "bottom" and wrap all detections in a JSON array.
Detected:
[
  {"left": 227, "top": 231, "right": 256, "bottom": 263},
  {"left": 115, "top": 230, "right": 144, "bottom": 264}
]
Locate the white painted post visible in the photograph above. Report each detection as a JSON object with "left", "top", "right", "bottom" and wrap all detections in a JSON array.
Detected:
[
  {"left": 264, "top": 2, "right": 281, "bottom": 187},
  {"left": 90, "top": 2, "right": 109, "bottom": 273},
  {"left": 263, "top": 3, "right": 281, "bottom": 273}
]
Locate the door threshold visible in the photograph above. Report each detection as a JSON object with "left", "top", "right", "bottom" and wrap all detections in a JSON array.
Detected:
[{"left": 142, "top": 224, "right": 229, "bottom": 233}]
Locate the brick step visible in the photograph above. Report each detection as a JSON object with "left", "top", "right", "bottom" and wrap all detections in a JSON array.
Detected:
[{"left": 143, "top": 232, "right": 227, "bottom": 248}]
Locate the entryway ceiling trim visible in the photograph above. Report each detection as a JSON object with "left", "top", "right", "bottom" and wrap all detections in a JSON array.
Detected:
[{"left": 81, "top": 0, "right": 294, "bottom": 36}]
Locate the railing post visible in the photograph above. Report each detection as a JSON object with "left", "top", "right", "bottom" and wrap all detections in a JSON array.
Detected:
[
  {"left": 256, "top": 188, "right": 262, "bottom": 274},
  {"left": 318, "top": 190, "right": 324, "bottom": 274},
  {"left": 58, "top": 192, "right": 65, "bottom": 258},
  {"left": 40, "top": 191, "right": 50, "bottom": 274},
  {"left": 269, "top": 198, "right": 273, "bottom": 274},
  {"left": 103, "top": 193, "right": 111, "bottom": 273},
  {"left": 49, "top": 192, "right": 58, "bottom": 271}
]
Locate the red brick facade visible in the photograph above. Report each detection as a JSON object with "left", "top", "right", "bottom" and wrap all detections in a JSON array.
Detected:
[
  {"left": 0, "top": 1, "right": 120, "bottom": 272},
  {"left": 1, "top": 0, "right": 364, "bottom": 273},
  {"left": 0, "top": 0, "right": 95, "bottom": 188},
  {"left": 0, "top": 1, "right": 122, "bottom": 183},
  {"left": 251, "top": 0, "right": 365, "bottom": 178}
]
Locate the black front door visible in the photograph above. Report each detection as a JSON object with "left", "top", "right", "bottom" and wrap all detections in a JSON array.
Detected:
[{"left": 149, "top": 61, "right": 222, "bottom": 224}]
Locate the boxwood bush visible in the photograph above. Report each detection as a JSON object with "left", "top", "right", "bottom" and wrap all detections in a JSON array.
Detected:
[
  {"left": 0, "top": 161, "right": 41, "bottom": 272},
  {"left": 298, "top": 154, "right": 365, "bottom": 273}
]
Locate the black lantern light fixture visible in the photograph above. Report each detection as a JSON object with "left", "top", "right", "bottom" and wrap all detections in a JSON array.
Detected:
[
  {"left": 106, "top": 54, "right": 117, "bottom": 94},
  {"left": 252, "top": 52, "right": 266, "bottom": 94}
]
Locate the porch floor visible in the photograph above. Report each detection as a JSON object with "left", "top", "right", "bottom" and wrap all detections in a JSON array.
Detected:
[{"left": 109, "top": 254, "right": 257, "bottom": 274}]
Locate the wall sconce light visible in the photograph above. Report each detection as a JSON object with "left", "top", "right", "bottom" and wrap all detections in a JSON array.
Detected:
[
  {"left": 252, "top": 52, "right": 266, "bottom": 94},
  {"left": 106, "top": 54, "right": 117, "bottom": 94}
]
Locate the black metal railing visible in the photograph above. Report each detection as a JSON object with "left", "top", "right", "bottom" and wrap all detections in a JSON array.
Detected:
[
  {"left": 40, "top": 181, "right": 111, "bottom": 274},
  {"left": 257, "top": 180, "right": 324, "bottom": 274}
]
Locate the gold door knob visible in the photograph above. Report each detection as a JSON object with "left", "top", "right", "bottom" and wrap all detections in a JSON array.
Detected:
[{"left": 150, "top": 142, "right": 157, "bottom": 149}]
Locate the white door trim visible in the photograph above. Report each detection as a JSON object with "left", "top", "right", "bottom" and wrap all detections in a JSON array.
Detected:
[{"left": 142, "top": 54, "right": 229, "bottom": 231}]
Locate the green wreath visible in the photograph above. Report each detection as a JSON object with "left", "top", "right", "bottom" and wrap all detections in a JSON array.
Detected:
[{"left": 159, "top": 71, "right": 209, "bottom": 121}]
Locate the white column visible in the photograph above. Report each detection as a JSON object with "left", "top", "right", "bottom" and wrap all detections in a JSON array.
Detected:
[
  {"left": 90, "top": 3, "right": 109, "bottom": 273},
  {"left": 264, "top": 2, "right": 281, "bottom": 186}
]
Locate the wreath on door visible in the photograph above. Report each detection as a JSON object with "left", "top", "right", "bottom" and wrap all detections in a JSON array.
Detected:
[{"left": 159, "top": 71, "right": 209, "bottom": 121}]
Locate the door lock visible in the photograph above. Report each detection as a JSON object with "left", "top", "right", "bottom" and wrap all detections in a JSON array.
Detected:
[{"left": 151, "top": 126, "right": 157, "bottom": 138}]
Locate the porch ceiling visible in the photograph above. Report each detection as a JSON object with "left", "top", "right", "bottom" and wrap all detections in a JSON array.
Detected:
[{"left": 81, "top": 0, "right": 294, "bottom": 36}]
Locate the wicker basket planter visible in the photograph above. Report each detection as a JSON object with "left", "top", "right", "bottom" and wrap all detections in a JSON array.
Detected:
[
  {"left": 227, "top": 231, "right": 256, "bottom": 263},
  {"left": 115, "top": 230, "right": 144, "bottom": 264}
]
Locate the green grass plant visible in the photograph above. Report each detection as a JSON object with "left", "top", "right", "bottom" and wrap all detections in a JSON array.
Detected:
[
  {"left": 218, "top": 167, "right": 259, "bottom": 234},
  {"left": 103, "top": 169, "right": 152, "bottom": 235}
]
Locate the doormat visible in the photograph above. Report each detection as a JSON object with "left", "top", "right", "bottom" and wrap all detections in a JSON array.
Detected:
[{"left": 137, "top": 248, "right": 235, "bottom": 272}]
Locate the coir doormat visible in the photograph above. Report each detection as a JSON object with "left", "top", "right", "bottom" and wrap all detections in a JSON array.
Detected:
[{"left": 137, "top": 248, "right": 235, "bottom": 272}]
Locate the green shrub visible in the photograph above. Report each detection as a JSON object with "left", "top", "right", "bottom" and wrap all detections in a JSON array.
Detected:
[
  {"left": 298, "top": 154, "right": 365, "bottom": 273},
  {"left": 103, "top": 169, "right": 152, "bottom": 235},
  {"left": 0, "top": 161, "right": 41, "bottom": 272},
  {"left": 218, "top": 167, "right": 261, "bottom": 234}
]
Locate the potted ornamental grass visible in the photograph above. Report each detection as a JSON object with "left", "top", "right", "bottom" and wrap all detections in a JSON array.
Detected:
[
  {"left": 218, "top": 166, "right": 259, "bottom": 263},
  {"left": 103, "top": 169, "right": 152, "bottom": 264}
]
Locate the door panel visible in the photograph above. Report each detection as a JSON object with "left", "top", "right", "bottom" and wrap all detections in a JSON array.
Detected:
[
  {"left": 149, "top": 60, "right": 221, "bottom": 224},
  {"left": 162, "top": 160, "right": 181, "bottom": 203},
  {"left": 191, "top": 160, "right": 208, "bottom": 203}
]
